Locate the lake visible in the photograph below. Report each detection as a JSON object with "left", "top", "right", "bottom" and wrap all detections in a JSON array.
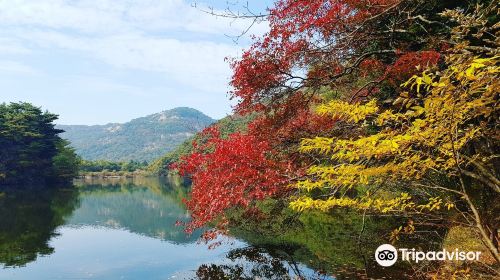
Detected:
[{"left": 0, "top": 177, "right": 336, "bottom": 280}]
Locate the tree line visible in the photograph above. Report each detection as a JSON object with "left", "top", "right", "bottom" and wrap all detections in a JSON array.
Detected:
[{"left": 80, "top": 159, "right": 149, "bottom": 173}]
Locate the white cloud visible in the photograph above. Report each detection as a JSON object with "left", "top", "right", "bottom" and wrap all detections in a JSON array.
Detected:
[
  {"left": 0, "top": 0, "right": 268, "bottom": 36},
  {"left": 60, "top": 75, "right": 153, "bottom": 97},
  {"left": 0, "top": 38, "right": 32, "bottom": 54},
  {"left": 0, "top": 60, "right": 39, "bottom": 75},
  {"left": 0, "top": 0, "right": 268, "bottom": 93},
  {"left": 0, "top": 0, "right": 126, "bottom": 34},
  {"left": 16, "top": 30, "right": 241, "bottom": 92},
  {"left": 0, "top": 0, "right": 270, "bottom": 124}
]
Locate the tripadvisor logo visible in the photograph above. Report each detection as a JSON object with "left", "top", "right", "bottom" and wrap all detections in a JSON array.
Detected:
[
  {"left": 374, "top": 244, "right": 482, "bottom": 267},
  {"left": 375, "top": 244, "right": 398, "bottom": 267}
]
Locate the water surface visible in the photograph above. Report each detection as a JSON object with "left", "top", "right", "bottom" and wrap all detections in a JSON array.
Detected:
[{"left": 0, "top": 177, "right": 331, "bottom": 279}]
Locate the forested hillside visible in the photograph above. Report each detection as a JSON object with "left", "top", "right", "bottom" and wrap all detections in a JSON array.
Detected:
[{"left": 58, "top": 107, "right": 215, "bottom": 162}]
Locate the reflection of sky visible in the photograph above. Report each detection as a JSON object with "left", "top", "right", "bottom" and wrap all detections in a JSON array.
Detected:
[
  {"left": 0, "top": 226, "right": 333, "bottom": 280},
  {"left": 0, "top": 226, "right": 242, "bottom": 280}
]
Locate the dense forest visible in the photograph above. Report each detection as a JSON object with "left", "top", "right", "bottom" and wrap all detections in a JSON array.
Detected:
[
  {"left": 0, "top": 102, "right": 80, "bottom": 187},
  {"left": 172, "top": 0, "right": 500, "bottom": 278}
]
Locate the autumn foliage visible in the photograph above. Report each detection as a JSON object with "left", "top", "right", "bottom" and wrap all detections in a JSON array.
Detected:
[
  {"left": 174, "top": 0, "right": 499, "bottom": 269},
  {"left": 229, "top": 0, "right": 455, "bottom": 114},
  {"left": 175, "top": 126, "right": 293, "bottom": 232}
]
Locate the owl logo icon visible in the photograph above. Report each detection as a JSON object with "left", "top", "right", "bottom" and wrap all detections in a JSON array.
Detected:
[{"left": 375, "top": 244, "right": 398, "bottom": 266}]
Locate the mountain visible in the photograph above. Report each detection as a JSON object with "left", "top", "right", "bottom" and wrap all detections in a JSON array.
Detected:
[{"left": 58, "top": 107, "right": 215, "bottom": 162}]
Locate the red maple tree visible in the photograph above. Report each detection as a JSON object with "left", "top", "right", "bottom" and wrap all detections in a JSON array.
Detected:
[
  {"left": 175, "top": 126, "right": 293, "bottom": 233},
  {"left": 175, "top": 0, "right": 459, "bottom": 233}
]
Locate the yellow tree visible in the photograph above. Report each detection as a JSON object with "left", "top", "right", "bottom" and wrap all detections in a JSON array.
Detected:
[{"left": 292, "top": 5, "right": 500, "bottom": 263}]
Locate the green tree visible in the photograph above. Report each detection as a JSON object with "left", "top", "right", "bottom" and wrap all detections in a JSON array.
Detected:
[
  {"left": 0, "top": 102, "right": 79, "bottom": 186},
  {"left": 51, "top": 140, "right": 81, "bottom": 182}
]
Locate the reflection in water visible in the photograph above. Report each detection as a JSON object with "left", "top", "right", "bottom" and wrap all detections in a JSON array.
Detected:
[
  {"left": 223, "top": 208, "right": 448, "bottom": 279},
  {"left": 0, "top": 177, "right": 331, "bottom": 280},
  {"left": 70, "top": 176, "right": 198, "bottom": 243},
  {"left": 0, "top": 187, "right": 79, "bottom": 267},
  {"left": 194, "top": 246, "right": 333, "bottom": 280},
  {"left": 0, "top": 177, "right": 445, "bottom": 279}
]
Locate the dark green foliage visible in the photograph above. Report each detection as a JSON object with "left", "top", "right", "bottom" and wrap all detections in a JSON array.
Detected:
[
  {"left": 0, "top": 188, "right": 79, "bottom": 267},
  {"left": 58, "top": 107, "right": 215, "bottom": 162},
  {"left": 52, "top": 140, "right": 81, "bottom": 181},
  {"left": 0, "top": 102, "right": 79, "bottom": 186}
]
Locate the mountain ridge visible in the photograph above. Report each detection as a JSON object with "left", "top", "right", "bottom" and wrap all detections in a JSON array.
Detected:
[{"left": 58, "top": 107, "right": 215, "bottom": 162}]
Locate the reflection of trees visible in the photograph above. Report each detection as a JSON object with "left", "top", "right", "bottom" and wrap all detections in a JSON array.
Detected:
[
  {"left": 228, "top": 209, "right": 448, "bottom": 279},
  {"left": 195, "top": 247, "right": 308, "bottom": 280},
  {"left": 73, "top": 176, "right": 189, "bottom": 208},
  {"left": 0, "top": 187, "right": 79, "bottom": 267},
  {"left": 69, "top": 176, "right": 198, "bottom": 243}
]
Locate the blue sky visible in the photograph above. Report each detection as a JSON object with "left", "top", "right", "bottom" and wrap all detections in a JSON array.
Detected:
[{"left": 0, "top": 0, "right": 271, "bottom": 124}]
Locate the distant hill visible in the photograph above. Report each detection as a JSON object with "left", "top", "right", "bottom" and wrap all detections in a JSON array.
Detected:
[{"left": 58, "top": 107, "right": 215, "bottom": 162}]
